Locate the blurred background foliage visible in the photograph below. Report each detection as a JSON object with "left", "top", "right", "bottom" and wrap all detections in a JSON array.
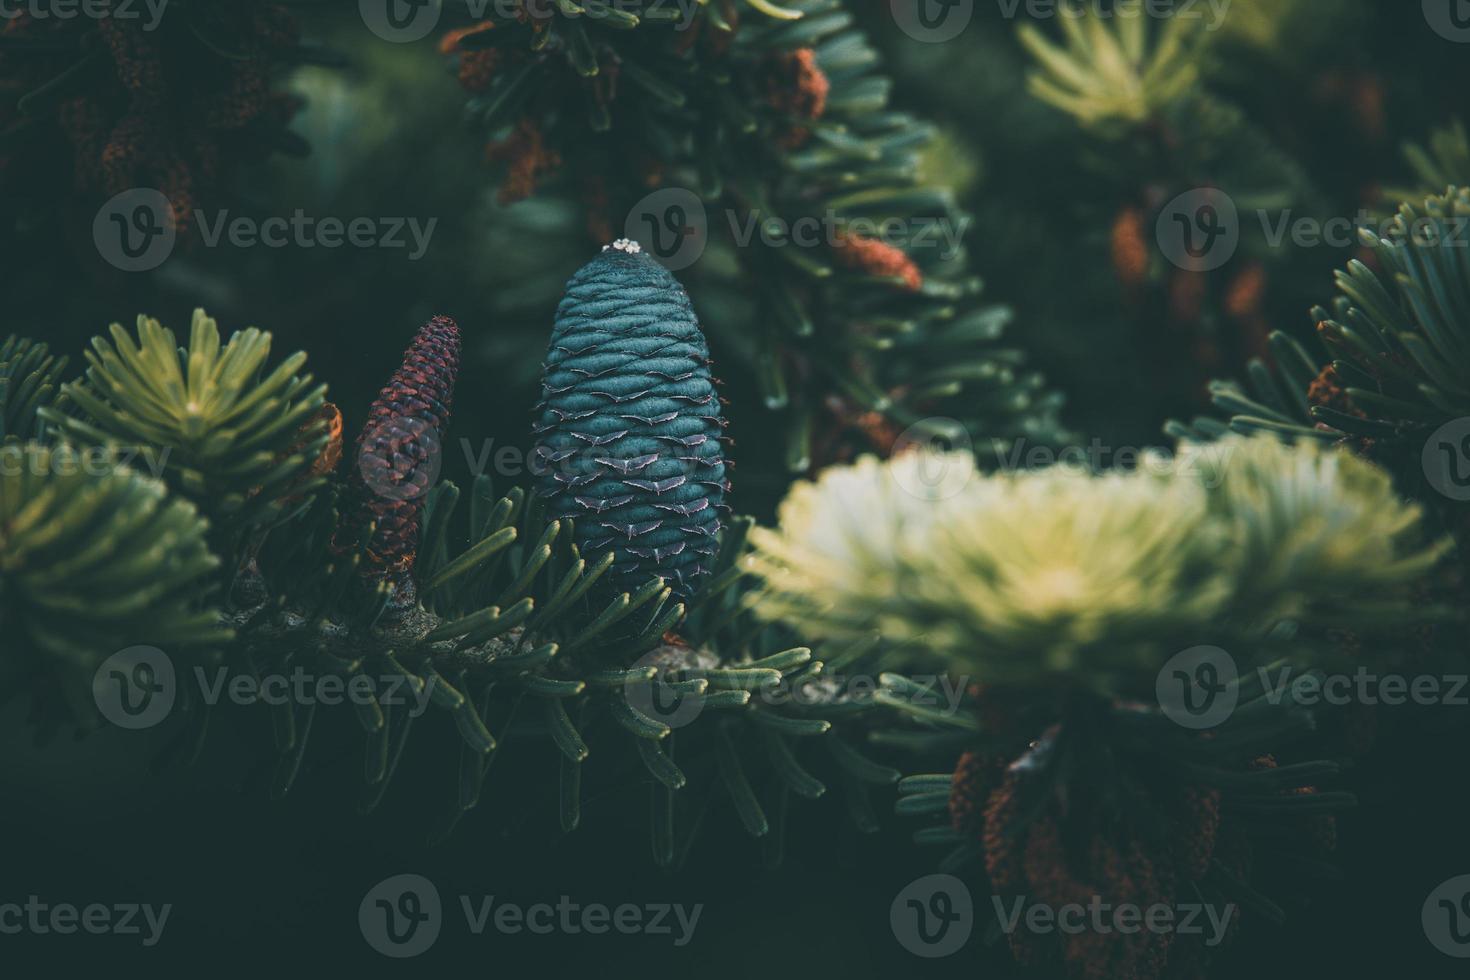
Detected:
[
  {"left": 8, "top": 2, "right": 1470, "bottom": 513},
  {"left": 860, "top": 0, "right": 1470, "bottom": 447},
  {"left": 6, "top": 2, "right": 1469, "bottom": 508}
]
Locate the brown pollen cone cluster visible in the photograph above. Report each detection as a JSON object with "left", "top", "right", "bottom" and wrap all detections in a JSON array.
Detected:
[
  {"left": 763, "top": 48, "right": 829, "bottom": 149},
  {"left": 1111, "top": 206, "right": 1151, "bottom": 291},
  {"left": 953, "top": 743, "right": 1336, "bottom": 980},
  {"left": 1109, "top": 189, "right": 1274, "bottom": 411},
  {"left": 1305, "top": 363, "right": 1361, "bottom": 419},
  {"left": 487, "top": 117, "right": 562, "bottom": 205},
  {"left": 441, "top": 22, "right": 564, "bottom": 205},
  {"left": 440, "top": 21, "right": 501, "bottom": 94},
  {"left": 831, "top": 231, "right": 924, "bottom": 291},
  {"left": 1305, "top": 356, "right": 1382, "bottom": 459},
  {"left": 267, "top": 402, "right": 344, "bottom": 512},
  {"left": 0, "top": 3, "right": 301, "bottom": 229}
]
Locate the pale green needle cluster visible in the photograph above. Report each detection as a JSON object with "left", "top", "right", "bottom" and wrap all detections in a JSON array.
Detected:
[
  {"left": 746, "top": 451, "right": 985, "bottom": 640},
  {"left": 1185, "top": 436, "right": 1452, "bottom": 624},
  {"left": 0, "top": 444, "right": 228, "bottom": 696},
  {"left": 747, "top": 435, "right": 1449, "bottom": 692},
  {"left": 1018, "top": 3, "right": 1202, "bottom": 132},
  {"left": 39, "top": 310, "right": 329, "bottom": 532}
]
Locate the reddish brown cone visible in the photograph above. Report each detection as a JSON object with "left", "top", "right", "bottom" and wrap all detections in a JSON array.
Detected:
[
  {"left": 335, "top": 316, "right": 461, "bottom": 609},
  {"left": 949, "top": 750, "right": 1001, "bottom": 838}
]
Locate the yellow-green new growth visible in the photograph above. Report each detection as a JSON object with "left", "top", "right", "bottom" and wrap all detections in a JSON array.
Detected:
[
  {"left": 40, "top": 309, "right": 329, "bottom": 530},
  {"left": 887, "top": 464, "right": 1233, "bottom": 686},
  {"left": 1380, "top": 121, "right": 1470, "bottom": 210},
  {"left": 1018, "top": 3, "right": 1201, "bottom": 131}
]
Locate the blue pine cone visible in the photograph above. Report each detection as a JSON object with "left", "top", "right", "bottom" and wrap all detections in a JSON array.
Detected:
[{"left": 532, "top": 240, "right": 730, "bottom": 600}]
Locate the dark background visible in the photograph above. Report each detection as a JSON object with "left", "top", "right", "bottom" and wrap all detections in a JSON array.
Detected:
[{"left": 4, "top": 696, "right": 1468, "bottom": 976}]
